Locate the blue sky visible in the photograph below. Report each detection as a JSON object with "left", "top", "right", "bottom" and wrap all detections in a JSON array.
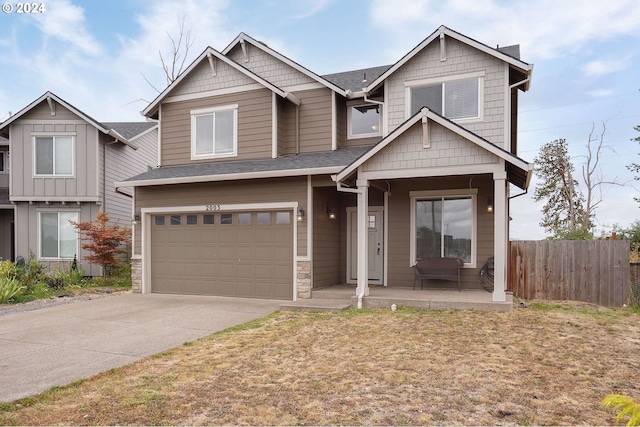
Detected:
[{"left": 1, "top": 0, "right": 639, "bottom": 239}]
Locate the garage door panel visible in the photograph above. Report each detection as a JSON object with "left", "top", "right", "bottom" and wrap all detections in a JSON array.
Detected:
[{"left": 151, "top": 210, "right": 293, "bottom": 300}]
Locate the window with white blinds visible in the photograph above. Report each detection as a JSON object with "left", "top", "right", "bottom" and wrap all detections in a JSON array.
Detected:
[{"left": 409, "top": 76, "right": 480, "bottom": 120}]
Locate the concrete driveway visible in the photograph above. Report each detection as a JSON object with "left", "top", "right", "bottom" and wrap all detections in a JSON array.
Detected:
[{"left": 0, "top": 293, "right": 280, "bottom": 403}]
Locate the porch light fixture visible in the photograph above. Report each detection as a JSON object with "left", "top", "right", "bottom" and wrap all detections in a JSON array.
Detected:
[
  {"left": 326, "top": 206, "right": 337, "bottom": 220},
  {"left": 132, "top": 212, "right": 141, "bottom": 225},
  {"left": 297, "top": 207, "right": 305, "bottom": 222},
  {"left": 487, "top": 197, "right": 493, "bottom": 213}
]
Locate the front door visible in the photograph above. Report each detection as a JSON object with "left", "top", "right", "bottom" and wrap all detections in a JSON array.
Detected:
[{"left": 348, "top": 207, "right": 384, "bottom": 285}]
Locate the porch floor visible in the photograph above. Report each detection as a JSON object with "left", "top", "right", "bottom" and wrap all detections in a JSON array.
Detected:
[{"left": 280, "top": 285, "right": 513, "bottom": 312}]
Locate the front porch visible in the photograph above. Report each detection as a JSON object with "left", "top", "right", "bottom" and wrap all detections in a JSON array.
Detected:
[{"left": 280, "top": 285, "right": 513, "bottom": 312}]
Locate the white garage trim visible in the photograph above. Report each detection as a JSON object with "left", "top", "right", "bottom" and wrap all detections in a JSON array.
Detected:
[{"left": 140, "top": 202, "right": 299, "bottom": 300}]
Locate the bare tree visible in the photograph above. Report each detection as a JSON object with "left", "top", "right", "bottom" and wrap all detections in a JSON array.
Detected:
[
  {"left": 141, "top": 15, "right": 194, "bottom": 94},
  {"left": 581, "top": 122, "right": 623, "bottom": 231}
]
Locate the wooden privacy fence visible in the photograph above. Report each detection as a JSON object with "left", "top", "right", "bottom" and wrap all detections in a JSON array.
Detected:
[{"left": 509, "top": 240, "right": 630, "bottom": 306}]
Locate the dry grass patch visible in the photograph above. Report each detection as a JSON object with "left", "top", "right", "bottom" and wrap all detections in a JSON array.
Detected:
[{"left": 1, "top": 303, "right": 639, "bottom": 425}]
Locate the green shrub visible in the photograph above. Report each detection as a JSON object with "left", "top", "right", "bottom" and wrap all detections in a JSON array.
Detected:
[
  {"left": 14, "top": 253, "right": 46, "bottom": 292},
  {"left": 44, "top": 273, "right": 65, "bottom": 291},
  {"left": 0, "top": 277, "right": 25, "bottom": 303}
]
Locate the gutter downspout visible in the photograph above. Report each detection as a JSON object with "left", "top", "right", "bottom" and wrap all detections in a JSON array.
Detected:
[
  {"left": 295, "top": 104, "right": 300, "bottom": 154},
  {"left": 335, "top": 181, "right": 366, "bottom": 308}
]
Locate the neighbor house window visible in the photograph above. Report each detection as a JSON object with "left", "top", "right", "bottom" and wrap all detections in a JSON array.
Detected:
[
  {"left": 348, "top": 103, "right": 382, "bottom": 139},
  {"left": 40, "top": 212, "right": 78, "bottom": 259},
  {"left": 407, "top": 74, "right": 482, "bottom": 120},
  {"left": 191, "top": 105, "right": 238, "bottom": 159},
  {"left": 410, "top": 191, "right": 476, "bottom": 266},
  {"left": 35, "top": 136, "right": 74, "bottom": 176}
]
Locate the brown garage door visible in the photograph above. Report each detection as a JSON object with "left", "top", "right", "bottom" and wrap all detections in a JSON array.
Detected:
[{"left": 150, "top": 211, "right": 293, "bottom": 300}]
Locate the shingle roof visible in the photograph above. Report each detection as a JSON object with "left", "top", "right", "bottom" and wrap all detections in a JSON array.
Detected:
[
  {"left": 101, "top": 122, "right": 156, "bottom": 140},
  {"left": 123, "top": 145, "right": 372, "bottom": 183},
  {"left": 322, "top": 65, "right": 391, "bottom": 92},
  {"left": 497, "top": 45, "right": 520, "bottom": 60}
]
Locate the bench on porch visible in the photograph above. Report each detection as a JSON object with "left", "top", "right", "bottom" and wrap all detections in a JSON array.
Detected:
[{"left": 413, "top": 257, "right": 464, "bottom": 292}]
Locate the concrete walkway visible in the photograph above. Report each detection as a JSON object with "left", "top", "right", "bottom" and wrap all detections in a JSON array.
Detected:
[{"left": 0, "top": 293, "right": 280, "bottom": 403}]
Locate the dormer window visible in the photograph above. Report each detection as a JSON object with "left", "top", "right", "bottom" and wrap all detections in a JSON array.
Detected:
[
  {"left": 191, "top": 104, "right": 238, "bottom": 159},
  {"left": 407, "top": 72, "right": 483, "bottom": 121},
  {"left": 348, "top": 103, "right": 382, "bottom": 139}
]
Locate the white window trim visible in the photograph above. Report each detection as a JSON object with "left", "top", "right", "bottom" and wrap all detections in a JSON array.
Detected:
[
  {"left": 347, "top": 101, "right": 383, "bottom": 140},
  {"left": 32, "top": 134, "right": 75, "bottom": 177},
  {"left": 409, "top": 189, "right": 478, "bottom": 268},
  {"left": 405, "top": 71, "right": 485, "bottom": 123},
  {"left": 190, "top": 104, "right": 238, "bottom": 160},
  {"left": 38, "top": 211, "right": 79, "bottom": 260}
]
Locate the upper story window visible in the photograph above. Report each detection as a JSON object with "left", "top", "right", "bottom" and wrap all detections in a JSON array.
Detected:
[
  {"left": 35, "top": 136, "right": 74, "bottom": 176},
  {"left": 0, "top": 151, "right": 5, "bottom": 172},
  {"left": 191, "top": 104, "right": 238, "bottom": 160},
  {"left": 407, "top": 72, "right": 483, "bottom": 121},
  {"left": 348, "top": 103, "right": 382, "bottom": 139}
]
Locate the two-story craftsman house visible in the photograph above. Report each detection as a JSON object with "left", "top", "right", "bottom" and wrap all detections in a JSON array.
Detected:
[
  {"left": 116, "top": 26, "right": 534, "bottom": 304},
  {"left": 0, "top": 92, "right": 157, "bottom": 276}
]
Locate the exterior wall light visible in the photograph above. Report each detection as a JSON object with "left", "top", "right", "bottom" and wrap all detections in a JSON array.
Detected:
[
  {"left": 132, "top": 213, "right": 141, "bottom": 225},
  {"left": 487, "top": 197, "right": 493, "bottom": 213},
  {"left": 297, "top": 207, "right": 305, "bottom": 221},
  {"left": 327, "top": 206, "right": 337, "bottom": 220}
]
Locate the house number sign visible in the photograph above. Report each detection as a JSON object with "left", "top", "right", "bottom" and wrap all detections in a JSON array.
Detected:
[{"left": 205, "top": 204, "right": 222, "bottom": 211}]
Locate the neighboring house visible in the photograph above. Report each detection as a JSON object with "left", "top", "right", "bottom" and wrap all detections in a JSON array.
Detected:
[
  {"left": 0, "top": 92, "right": 158, "bottom": 276},
  {"left": 116, "top": 25, "right": 534, "bottom": 303}
]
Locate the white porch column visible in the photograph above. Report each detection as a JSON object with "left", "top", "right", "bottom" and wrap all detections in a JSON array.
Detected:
[
  {"left": 493, "top": 171, "right": 508, "bottom": 302},
  {"left": 356, "top": 178, "right": 370, "bottom": 299}
]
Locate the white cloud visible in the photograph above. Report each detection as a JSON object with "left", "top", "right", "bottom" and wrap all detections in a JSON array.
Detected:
[
  {"left": 585, "top": 89, "right": 614, "bottom": 98},
  {"left": 368, "top": 0, "right": 640, "bottom": 61},
  {"left": 292, "top": 0, "right": 333, "bottom": 19},
  {"left": 583, "top": 59, "right": 628, "bottom": 77},
  {"left": 33, "top": 0, "right": 102, "bottom": 55}
]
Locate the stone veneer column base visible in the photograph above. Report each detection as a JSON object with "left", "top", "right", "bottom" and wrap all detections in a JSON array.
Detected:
[
  {"left": 131, "top": 257, "right": 142, "bottom": 293},
  {"left": 296, "top": 260, "right": 311, "bottom": 299}
]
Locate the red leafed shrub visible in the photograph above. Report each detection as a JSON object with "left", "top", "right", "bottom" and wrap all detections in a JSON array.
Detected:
[{"left": 71, "top": 212, "right": 131, "bottom": 277}]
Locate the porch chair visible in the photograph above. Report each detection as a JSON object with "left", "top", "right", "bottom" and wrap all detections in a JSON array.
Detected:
[{"left": 413, "top": 257, "right": 464, "bottom": 292}]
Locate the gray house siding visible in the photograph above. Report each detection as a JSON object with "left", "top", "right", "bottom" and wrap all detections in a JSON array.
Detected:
[
  {"left": 9, "top": 104, "right": 100, "bottom": 200},
  {"left": 227, "top": 43, "right": 317, "bottom": 88},
  {"left": 104, "top": 127, "right": 158, "bottom": 227},
  {"left": 386, "top": 37, "right": 507, "bottom": 148},
  {"left": 14, "top": 201, "right": 102, "bottom": 276}
]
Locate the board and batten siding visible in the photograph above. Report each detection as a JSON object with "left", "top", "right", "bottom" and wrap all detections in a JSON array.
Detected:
[
  {"left": 9, "top": 118, "right": 100, "bottom": 199},
  {"left": 14, "top": 201, "right": 102, "bottom": 276},
  {"left": 386, "top": 37, "right": 507, "bottom": 148},
  {"left": 133, "top": 177, "right": 308, "bottom": 257},
  {"left": 104, "top": 128, "right": 158, "bottom": 226},
  {"left": 160, "top": 90, "right": 273, "bottom": 166}
]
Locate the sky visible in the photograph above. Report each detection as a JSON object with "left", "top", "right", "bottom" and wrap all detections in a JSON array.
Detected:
[{"left": 0, "top": 0, "right": 639, "bottom": 240}]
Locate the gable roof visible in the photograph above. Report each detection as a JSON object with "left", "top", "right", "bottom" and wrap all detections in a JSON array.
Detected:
[
  {"left": 0, "top": 92, "right": 140, "bottom": 150},
  {"left": 142, "top": 46, "right": 302, "bottom": 119},
  {"left": 222, "top": 32, "right": 348, "bottom": 96},
  {"left": 366, "top": 25, "right": 533, "bottom": 94},
  {"left": 322, "top": 65, "right": 391, "bottom": 93},
  {"left": 102, "top": 122, "right": 157, "bottom": 140},
  {"left": 335, "top": 107, "right": 533, "bottom": 190}
]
